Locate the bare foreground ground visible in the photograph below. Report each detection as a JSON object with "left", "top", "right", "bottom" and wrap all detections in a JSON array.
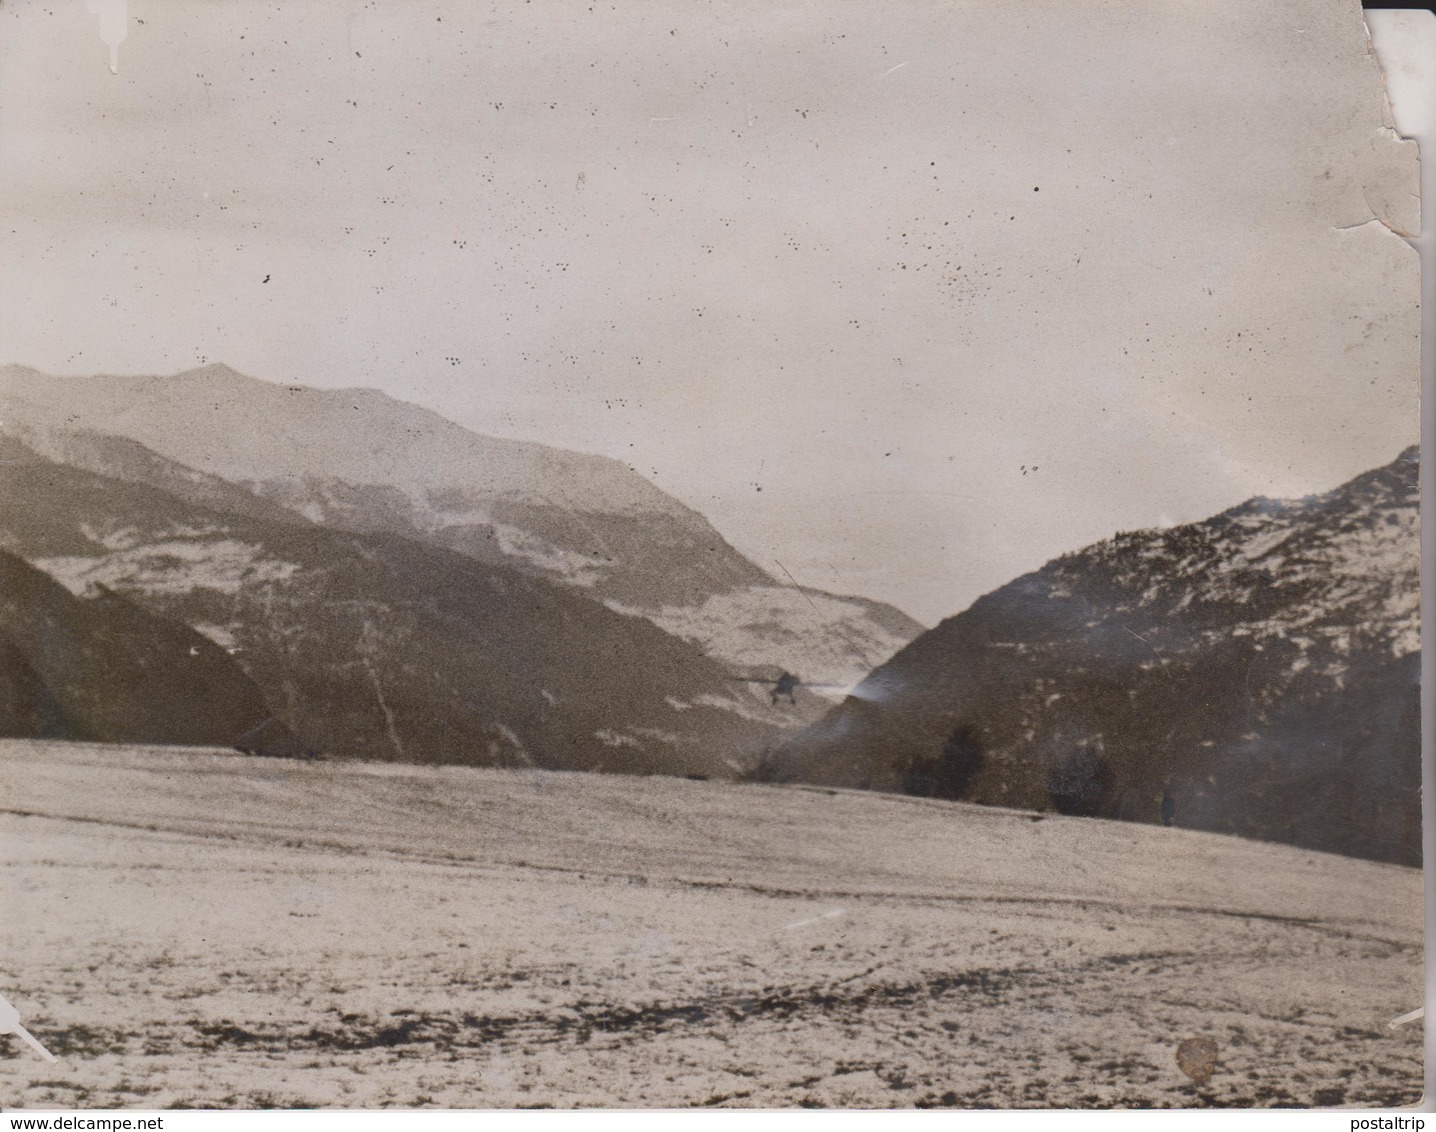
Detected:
[{"left": 0, "top": 739, "right": 1423, "bottom": 1109}]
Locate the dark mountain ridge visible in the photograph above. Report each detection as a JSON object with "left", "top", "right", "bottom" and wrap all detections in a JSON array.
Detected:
[
  {"left": 0, "top": 435, "right": 789, "bottom": 775},
  {"left": 770, "top": 448, "right": 1421, "bottom": 865},
  {"left": 0, "top": 547, "right": 303, "bottom": 754}
]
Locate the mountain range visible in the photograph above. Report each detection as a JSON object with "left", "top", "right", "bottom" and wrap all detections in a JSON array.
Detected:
[
  {"left": 0, "top": 364, "right": 921, "bottom": 695},
  {"left": 0, "top": 431, "right": 797, "bottom": 774},
  {"left": 768, "top": 447, "right": 1421, "bottom": 865},
  {"left": 0, "top": 363, "right": 1419, "bottom": 865}
]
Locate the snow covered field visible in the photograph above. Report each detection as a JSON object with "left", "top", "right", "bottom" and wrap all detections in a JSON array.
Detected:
[{"left": 0, "top": 739, "right": 1422, "bottom": 1109}]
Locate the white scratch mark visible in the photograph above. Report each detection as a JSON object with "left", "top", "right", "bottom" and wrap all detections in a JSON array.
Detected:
[
  {"left": 1125, "top": 627, "right": 1174, "bottom": 680},
  {"left": 84, "top": 0, "right": 127, "bottom": 74},
  {"left": 0, "top": 992, "right": 57, "bottom": 1062},
  {"left": 883, "top": 61, "right": 911, "bottom": 75},
  {"left": 1387, "top": 1006, "right": 1424, "bottom": 1029},
  {"left": 359, "top": 621, "right": 406, "bottom": 762},
  {"left": 782, "top": 908, "right": 845, "bottom": 931}
]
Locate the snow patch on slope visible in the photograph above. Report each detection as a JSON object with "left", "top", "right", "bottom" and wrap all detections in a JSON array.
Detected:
[
  {"left": 34, "top": 540, "right": 301, "bottom": 598},
  {"left": 614, "top": 585, "right": 918, "bottom": 695}
]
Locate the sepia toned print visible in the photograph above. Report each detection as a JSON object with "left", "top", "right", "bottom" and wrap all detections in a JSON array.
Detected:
[{"left": 0, "top": 0, "right": 1421, "bottom": 1110}]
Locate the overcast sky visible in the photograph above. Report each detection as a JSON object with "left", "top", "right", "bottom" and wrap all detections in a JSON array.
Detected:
[{"left": 0, "top": 0, "right": 1418, "bottom": 624}]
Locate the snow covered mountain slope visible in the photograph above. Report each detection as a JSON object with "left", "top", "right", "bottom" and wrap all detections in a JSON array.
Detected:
[
  {"left": 0, "top": 364, "right": 922, "bottom": 698},
  {"left": 0, "top": 739, "right": 1421, "bottom": 1108},
  {"left": 0, "top": 435, "right": 789, "bottom": 774},
  {"left": 610, "top": 584, "right": 920, "bottom": 697},
  {"left": 771, "top": 448, "right": 1421, "bottom": 864}
]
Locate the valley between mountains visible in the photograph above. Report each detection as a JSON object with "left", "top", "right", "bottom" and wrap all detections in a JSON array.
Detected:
[
  {"left": 0, "top": 365, "right": 1422, "bottom": 1110},
  {"left": 0, "top": 364, "right": 1418, "bottom": 867}
]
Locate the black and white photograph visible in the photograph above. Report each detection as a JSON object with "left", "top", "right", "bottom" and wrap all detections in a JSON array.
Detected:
[{"left": 0, "top": 0, "right": 1424, "bottom": 1112}]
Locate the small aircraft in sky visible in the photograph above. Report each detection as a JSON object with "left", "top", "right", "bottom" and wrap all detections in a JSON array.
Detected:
[{"left": 728, "top": 669, "right": 847, "bottom": 705}]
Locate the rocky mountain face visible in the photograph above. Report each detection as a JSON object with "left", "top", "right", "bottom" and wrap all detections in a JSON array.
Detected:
[
  {"left": 770, "top": 449, "right": 1421, "bottom": 865},
  {"left": 0, "top": 436, "right": 789, "bottom": 775},
  {"left": 0, "top": 365, "right": 921, "bottom": 694},
  {"left": 0, "top": 543, "right": 302, "bottom": 754}
]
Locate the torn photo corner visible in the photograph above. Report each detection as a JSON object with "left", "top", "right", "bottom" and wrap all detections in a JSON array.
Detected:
[{"left": 0, "top": 0, "right": 1422, "bottom": 1112}]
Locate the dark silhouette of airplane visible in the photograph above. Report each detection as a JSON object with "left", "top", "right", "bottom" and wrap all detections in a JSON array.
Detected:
[{"left": 728, "top": 669, "right": 846, "bottom": 705}]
